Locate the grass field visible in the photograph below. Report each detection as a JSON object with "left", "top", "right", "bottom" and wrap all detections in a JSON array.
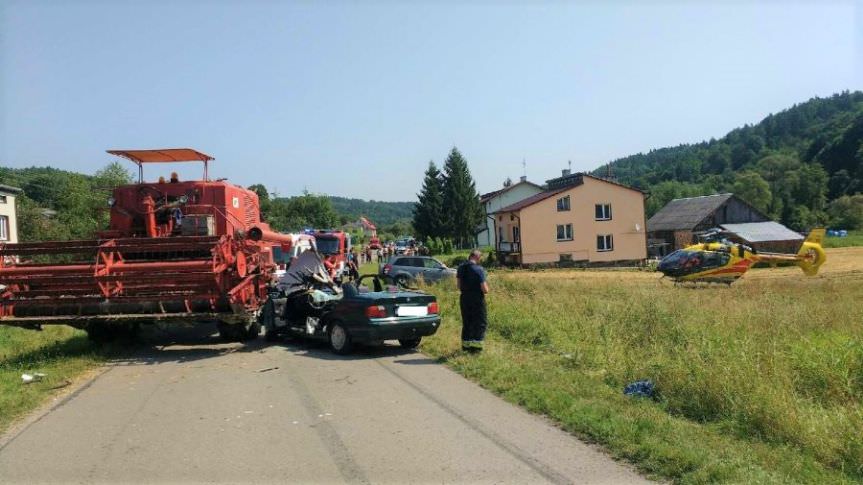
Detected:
[
  {"left": 0, "top": 326, "right": 104, "bottom": 432},
  {"left": 421, "top": 247, "right": 863, "bottom": 484}
]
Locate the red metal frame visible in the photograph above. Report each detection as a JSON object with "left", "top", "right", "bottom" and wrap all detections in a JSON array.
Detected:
[{"left": 0, "top": 149, "right": 290, "bottom": 328}]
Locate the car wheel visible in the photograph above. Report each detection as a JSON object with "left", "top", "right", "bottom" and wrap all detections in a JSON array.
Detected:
[
  {"left": 328, "top": 322, "right": 353, "bottom": 355},
  {"left": 398, "top": 337, "right": 422, "bottom": 349},
  {"left": 394, "top": 274, "right": 411, "bottom": 287}
]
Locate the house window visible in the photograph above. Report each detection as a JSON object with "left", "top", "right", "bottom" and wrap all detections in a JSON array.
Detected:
[
  {"left": 597, "top": 234, "right": 613, "bottom": 251},
  {"left": 556, "top": 224, "right": 573, "bottom": 241},
  {"left": 0, "top": 195, "right": 7, "bottom": 204},
  {"left": 595, "top": 204, "right": 612, "bottom": 220},
  {"left": 0, "top": 216, "right": 7, "bottom": 241},
  {"left": 557, "top": 195, "right": 570, "bottom": 212},
  {"left": 559, "top": 253, "right": 573, "bottom": 262}
]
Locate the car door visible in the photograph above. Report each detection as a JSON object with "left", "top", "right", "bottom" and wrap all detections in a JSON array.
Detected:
[
  {"left": 422, "top": 258, "right": 445, "bottom": 282},
  {"left": 403, "top": 257, "right": 424, "bottom": 278}
]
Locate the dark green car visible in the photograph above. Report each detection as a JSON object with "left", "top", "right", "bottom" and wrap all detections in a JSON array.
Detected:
[{"left": 261, "top": 275, "right": 442, "bottom": 354}]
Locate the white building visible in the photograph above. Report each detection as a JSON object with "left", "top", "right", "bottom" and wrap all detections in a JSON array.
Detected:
[
  {"left": 0, "top": 184, "right": 22, "bottom": 244},
  {"left": 477, "top": 177, "right": 543, "bottom": 248}
]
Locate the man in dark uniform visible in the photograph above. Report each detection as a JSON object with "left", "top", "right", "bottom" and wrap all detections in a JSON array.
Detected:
[{"left": 456, "top": 249, "right": 489, "bottom": 352}]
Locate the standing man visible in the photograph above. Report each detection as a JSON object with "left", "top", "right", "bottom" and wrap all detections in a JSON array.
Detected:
[{"left": 456, "top": 249, "right": 489, "bottom": 352}]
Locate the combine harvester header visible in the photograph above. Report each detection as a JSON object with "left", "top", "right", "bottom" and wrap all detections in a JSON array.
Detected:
[{"left": 0, "top": 149, "right": 291, "bottom": 342}]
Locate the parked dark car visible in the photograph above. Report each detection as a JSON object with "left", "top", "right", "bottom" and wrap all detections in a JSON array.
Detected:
[
  {"left": 380, "top": 256, "right": 457, "bottom": 285},
  {"left": 261, "top": 274, "right": 442, "bottom": 354}
]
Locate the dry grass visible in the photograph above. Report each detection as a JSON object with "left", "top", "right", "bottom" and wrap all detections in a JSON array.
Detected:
[{"left": 421, "top": 247, "right": 863, "bottom": 483}]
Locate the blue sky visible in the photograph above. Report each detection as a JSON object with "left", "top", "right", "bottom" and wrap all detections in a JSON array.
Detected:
[{"left": 1, "top": 1, "right": 860, "bottom": 201}]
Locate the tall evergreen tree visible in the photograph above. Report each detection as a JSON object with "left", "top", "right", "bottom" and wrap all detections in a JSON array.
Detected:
[
  {"left": 441, "top": 147, "right": 483, "bottom": 248},
  {"left": 412, "top": 161, "right": 445, "bottom": 242}
]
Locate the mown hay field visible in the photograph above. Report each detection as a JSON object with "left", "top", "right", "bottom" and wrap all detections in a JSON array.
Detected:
[{"left": 422, "top": 247, "right": 863, "bottom": 484}]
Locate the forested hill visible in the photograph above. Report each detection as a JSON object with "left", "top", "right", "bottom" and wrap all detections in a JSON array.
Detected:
[
  {"left": 326, "top": 196, "right": 414, "bottom": 226},
  {"left": 593, "top": 90, "right": 863, "bottom": 229}
]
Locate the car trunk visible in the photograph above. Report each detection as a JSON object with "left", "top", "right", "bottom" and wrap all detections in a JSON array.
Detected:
[{"left": 361, "top": 291, "right": 435, "bottom": 318}]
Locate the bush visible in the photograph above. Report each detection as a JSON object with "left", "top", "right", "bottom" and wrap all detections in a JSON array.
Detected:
[
  {"left": 447, "top": 255, "right": 468, "bottom": 267},
  {"left": 442, "top": 238, "right": 454, "bottom": 254}
]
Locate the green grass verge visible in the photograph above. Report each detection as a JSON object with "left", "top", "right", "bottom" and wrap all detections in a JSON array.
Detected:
[
  {"left": 420, "top": 272, "right": 863, "bottom": 484},
  {"left": 823, "top": 231, "right": 863, "bottom": 248},
  {"left": 0, "top": 326, "right": 105, "bottom": 433}
]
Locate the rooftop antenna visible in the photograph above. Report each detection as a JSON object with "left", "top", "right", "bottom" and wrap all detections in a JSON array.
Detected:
[
  {"left": 523, "top": 158, "right": 527, "bottom": 176},
  {"left": 568, "top": 160, "right": 572, "bottom": 172}
]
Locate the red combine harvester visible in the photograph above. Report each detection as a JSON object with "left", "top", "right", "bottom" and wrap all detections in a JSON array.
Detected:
[{"left": 0, "top": 149, "right": 292, "bottom": 342}]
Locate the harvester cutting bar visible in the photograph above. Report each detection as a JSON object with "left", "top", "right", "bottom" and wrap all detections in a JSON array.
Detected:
[
  {"left": 0, "top": 259, "right": 213, "bottom": 278},
  {"left": 0, "top": 236, "right": 222, "bottom": 258}
]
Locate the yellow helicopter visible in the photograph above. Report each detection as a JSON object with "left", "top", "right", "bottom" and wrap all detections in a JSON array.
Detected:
[{"left": 657, "top": 228, "right": 826, "bottom": 284}]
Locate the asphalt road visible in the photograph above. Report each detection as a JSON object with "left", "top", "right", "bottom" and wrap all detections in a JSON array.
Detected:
[{"left": 0, "top": 326, "right": 650, "bottom": 484}]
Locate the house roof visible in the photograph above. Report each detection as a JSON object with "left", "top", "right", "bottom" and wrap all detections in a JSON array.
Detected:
[
  {"left": 0, "top": 184, "right": 23, "bottom": 195},
  {"left": 480, "top": 180, "right": 543, "bottom": 204},
  {"left": 359, "top": 216, "right": 376, "bottom": 230},
  {"left": 493, "top": 187, "right": 569, "bottom": 214},
  {"left": 646, "top": 193, "right": 734, "bottom": 231},
  {"left": 492, "top": 173, "right": 642, "bottom": 214},
  {"left": 720, "top": 222, "right": 803, "bottom": 242}
]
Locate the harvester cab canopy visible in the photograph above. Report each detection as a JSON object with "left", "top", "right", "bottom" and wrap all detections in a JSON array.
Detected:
[{"left": 107, "top": 148, "right": 214, "bottom": 182}]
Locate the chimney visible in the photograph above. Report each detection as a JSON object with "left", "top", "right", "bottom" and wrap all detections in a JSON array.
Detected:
[
  {"left": 562, "top": 169, "right": 571, "bottom": 176},
  {"left": 519, "top": 175, "right": 527, "bottom": 182}
]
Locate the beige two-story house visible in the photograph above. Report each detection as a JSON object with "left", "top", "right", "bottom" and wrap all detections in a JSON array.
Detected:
[
  {"left": 492, "top": 171, "right": 646, "bottom": 265},
  {"left": 0, "top": 184, "right": 22, "bottom": 244}
]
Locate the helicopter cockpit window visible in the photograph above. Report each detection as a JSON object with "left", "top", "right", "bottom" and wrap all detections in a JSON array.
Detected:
[
  {"left": 701, "top": 251, "right": 730, "bottom": 269},
  {"left": 660, "top": 249, "right": 730, "bottom": 275}
]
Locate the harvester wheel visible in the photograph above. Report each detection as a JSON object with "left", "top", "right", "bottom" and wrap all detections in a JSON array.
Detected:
[
  {"left": 260, "top": 300, "right": 281, "bottom": 342},
  {"left": 114, "top": 323, "right": 141, "bottom": 344},
  {"left": 85, "top": 323, "right": 116, "bottom": 344},
  {"left": 217, "top": 321, "right": 260, "bottom": 342},
  {"left": 217, "top": 322, "right": 244, "bottom": 341},
  {"left": 244, "top": 321, "right": 261, "bottom": 340}
]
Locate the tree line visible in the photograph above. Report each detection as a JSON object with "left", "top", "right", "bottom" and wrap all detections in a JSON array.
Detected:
[
  {"left": 0, "top": 164, "right": 416, "bottom": 243},
  {"left": 595, "top": 90, "right": 863, "bottom": 230},
  {"left": 412, "top": 147, "right": 483, "bottom": 248}
]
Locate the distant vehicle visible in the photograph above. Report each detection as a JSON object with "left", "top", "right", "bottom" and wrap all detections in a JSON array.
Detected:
[
  {"left": 657, "top": 228, "right": 826, "bottom": 284},
  {"left": 394, "top": 241, "right": 408, "bottom": 254},
  {"left": 381, "top": 256, "right": 456, "bottom": 285},
  {"left": 261, "top": 273, "right": 441, "bottom": 354},
  {"left": 368, "top": 236, "right": 382, "bottom": 250},
  {"left": 313, "top": 230, "right": 352, "bottom": 278},
  {"left": 272, "top": 233, "right": 316, "bottom": 278}
]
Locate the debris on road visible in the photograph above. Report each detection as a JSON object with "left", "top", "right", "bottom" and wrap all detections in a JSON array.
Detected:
[{"left": 256, "top": 367, "right": 279, "bottom": 373}]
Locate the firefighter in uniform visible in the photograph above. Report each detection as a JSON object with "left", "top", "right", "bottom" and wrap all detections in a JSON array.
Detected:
[{"left": 456, "top": 249, "right": 490, "bottom": 352}]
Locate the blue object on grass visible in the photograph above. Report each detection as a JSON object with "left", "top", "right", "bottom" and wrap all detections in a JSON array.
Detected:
[{"left": 624, "top": 380, "right": 655, "bottom": 398}]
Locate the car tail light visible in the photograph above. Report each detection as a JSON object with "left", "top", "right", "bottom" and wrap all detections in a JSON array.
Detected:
[
  {"left": 383, "top": 264, "right": 392, "bottom": 274},
  {"left": 365, "top": 305, "right": 387, "bottom": 318},
  {"left": 427, "top": 302, "right": 439, "bottom": 314}
]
